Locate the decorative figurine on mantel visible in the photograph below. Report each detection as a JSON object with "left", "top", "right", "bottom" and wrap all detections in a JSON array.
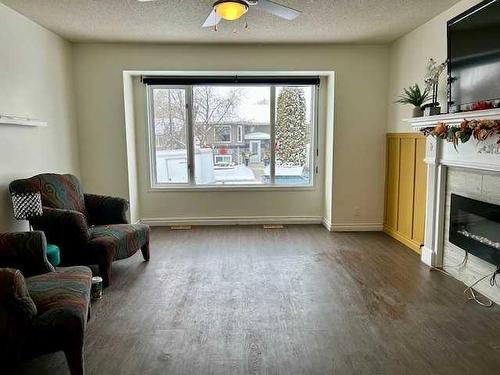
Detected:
[
  {"left": 422, "top": 58, "right": 447, "bottom": 116},
  {"left": 394, "top": 84, "right": 430, "bottom": 117}
]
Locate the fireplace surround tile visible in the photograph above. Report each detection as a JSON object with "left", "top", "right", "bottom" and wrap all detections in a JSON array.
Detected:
[
  {"left": 446, "top": 169, "right": 482, "bottom": 196},
  {"left": 482, "top": 174, "right": 500, "bottom": 200}
]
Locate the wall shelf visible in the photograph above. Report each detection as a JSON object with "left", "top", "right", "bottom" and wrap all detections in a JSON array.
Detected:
[{"left": 0, "top": 114, "right": 47, "bottom": 127}]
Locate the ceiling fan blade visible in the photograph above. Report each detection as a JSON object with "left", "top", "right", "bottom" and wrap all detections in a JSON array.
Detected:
[
  {"left": 256, "top": 0, "right": 301, "bottom": 20},
  {"left": 202, "top": 9, "right": 221, "bottom": 27}
]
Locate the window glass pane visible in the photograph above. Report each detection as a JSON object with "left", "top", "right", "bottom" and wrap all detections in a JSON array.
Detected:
[
  {"left": 272, "top": 86, "right": 314, "bottom": 185},
  {"left": 237, "top": 126, "right": 243, "bottom": 143},
  {"left": 151, "top": 88, "right": 188, "bottom": 184},
  {"left": 192, "top": 86, "right": 270, "bottom": 185},
  {"left": 215, "top": 125, "right": 231, "bottom": 143}
]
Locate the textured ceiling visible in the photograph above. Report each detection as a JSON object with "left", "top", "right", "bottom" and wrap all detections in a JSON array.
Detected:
[{"left": 1, "top": 0, "right": 463, "bottom": 43}]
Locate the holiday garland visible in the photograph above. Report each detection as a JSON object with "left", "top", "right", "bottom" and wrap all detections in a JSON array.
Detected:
[{"left": 421, "top": 119, "right": 500, "bottom": 149}]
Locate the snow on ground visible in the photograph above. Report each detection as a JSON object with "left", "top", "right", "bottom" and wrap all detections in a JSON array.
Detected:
[
  {"left": 263, "top": 165, "right": 304, "bottom": 177},
  {"left": 214, "top": 165, "right": 261, "bottom": 184}
]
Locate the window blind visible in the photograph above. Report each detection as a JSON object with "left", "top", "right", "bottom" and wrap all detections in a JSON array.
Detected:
[{"left": 141, "top": 75, "right": 320, "bottom": 86}]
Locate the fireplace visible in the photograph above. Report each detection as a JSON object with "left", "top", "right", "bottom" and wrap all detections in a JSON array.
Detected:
[{"left": 449, "top": 194, "right": 500, "bottom": 266}]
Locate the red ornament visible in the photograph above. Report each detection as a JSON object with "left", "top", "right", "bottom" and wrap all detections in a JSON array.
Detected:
[{"left": 471, "top": 101, "right": 495, "bottom": 111}]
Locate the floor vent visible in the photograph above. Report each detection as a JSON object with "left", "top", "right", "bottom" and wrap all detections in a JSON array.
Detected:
[
  {"left": 170, "top": 225, "right": 192, "bottom": 230},
  {"left": 263, "top": 224, "right": 284, "bottom": 229}
]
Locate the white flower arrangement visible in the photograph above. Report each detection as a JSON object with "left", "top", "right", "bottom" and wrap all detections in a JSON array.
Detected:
[{"left": 424, "top": 58, "right": 447, "bottom": 107}]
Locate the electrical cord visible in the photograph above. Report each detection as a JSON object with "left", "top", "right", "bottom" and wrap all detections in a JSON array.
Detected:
[
  {"left": 463, "top": 272, "right": 496, "bottom": 308},
  {"left": 489, "top": 266, "right": 500, "bottom": 287},
  {"left": 430, "top": 250, "right": 498, "bottom": 307},
  {"left": 430, "top": 250, "right": 468, "bottom": 276}
]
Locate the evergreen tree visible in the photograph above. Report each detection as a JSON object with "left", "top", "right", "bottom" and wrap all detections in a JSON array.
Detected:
[{"left": 276, "top": 87, "right": 307, "bottom": 166}]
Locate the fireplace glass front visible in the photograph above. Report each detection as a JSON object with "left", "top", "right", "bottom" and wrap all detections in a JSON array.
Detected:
[{"left": 449, "top": 194, "right": 500, "bottom": 266}]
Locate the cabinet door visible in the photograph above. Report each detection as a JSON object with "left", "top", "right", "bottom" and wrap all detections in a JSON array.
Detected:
[
  {"left": 385, "top": 137, "right": 400, "bottom": 231},
  {"left": 412, "top": 138, "right": 427, "bottom": 245},
  {"left": 397, "top": 138, "right": 416, "bottom": 239}
]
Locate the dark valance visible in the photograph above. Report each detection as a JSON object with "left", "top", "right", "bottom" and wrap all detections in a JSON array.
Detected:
[{"left": 141, "top": 75, "right": 320, "bottom": 86}]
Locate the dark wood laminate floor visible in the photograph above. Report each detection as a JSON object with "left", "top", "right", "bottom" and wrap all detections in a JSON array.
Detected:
[{"left": 18, "top": 226, "right": 500, "bottom": 375}]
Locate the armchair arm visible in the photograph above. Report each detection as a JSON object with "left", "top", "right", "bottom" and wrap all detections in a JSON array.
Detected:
[
  {"left": 84, "top": 193, "right": 129, "bottom": 225},
  {"left": 30, "top": 207, "right": 90, "bottom": 262},
  {"left": 0, "top": 232, "right": 54, "bottom": 277},
  {"left": 0, "top": 268, "right": 37, "bottom": 365}
]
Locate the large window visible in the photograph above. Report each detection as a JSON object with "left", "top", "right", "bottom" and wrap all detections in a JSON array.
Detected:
[{"left": 147, "top": 79, "right": 318, "bottom": 188}]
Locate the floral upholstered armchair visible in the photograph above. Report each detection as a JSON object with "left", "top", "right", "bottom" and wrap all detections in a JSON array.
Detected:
[
  {"left": 9, "top": 173, "right": 150, "bottom": 286},
  {"left": 0, "top": 231, "right": 92, "bottom": 375}
]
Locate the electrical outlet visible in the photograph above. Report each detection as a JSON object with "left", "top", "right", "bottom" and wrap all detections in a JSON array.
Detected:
[{"left": 354, "top": 207, "right": 361, "bottom": 217}]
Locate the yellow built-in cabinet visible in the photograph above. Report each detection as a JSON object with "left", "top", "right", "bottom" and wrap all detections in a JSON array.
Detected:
[{"left": 384, "top": 133, "right": 427, "bottom": 254}]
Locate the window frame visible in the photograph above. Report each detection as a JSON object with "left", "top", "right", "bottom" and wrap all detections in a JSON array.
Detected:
[
  {"left": 147, "top": 83, "right": 319, "bottom": 191},
  {"left": 214, "top": 155, "right": 233, "bottom": 165},
  {"left": 237, "top": 125, "right": 243, "bottom": 143},
  {"left": 214, "top": 125, "right": 232, "bottom": 144}
]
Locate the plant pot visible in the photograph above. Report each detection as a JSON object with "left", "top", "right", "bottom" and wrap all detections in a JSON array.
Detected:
[
  {"left": 424, "top": 106, "right": 441, "bottom": 116},
  {"left": 412, "top": 106, "right": 424, "bottom": 117}
]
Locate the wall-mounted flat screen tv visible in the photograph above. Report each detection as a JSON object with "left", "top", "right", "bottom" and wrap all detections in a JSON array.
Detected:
[{"left": 448, "top": 0, "right": 500, "bottom": 112}]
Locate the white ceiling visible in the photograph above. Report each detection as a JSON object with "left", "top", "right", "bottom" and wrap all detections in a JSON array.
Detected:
[{"left": 1, "top": 0, "right": 462, "bottom": 44}]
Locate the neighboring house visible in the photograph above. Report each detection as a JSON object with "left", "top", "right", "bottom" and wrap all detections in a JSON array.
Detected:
[
  {"left": 200, "top": 121, "right": 271, "bottom": 166},
  {"left": 154, "top": 121, "right": 271, "bottom": 166}
]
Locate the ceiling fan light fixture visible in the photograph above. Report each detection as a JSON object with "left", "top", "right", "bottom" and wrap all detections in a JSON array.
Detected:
[{"left": 214, "top": 0, "right": 248, "bottom": 21}]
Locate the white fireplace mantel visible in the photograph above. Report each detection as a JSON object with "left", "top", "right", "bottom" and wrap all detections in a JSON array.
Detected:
[
  {"left": 405, "top": 107, "right": 500, "bottom": 130},
  {"left": 404, "top": 108, "right": 500, "bottom": 267}
]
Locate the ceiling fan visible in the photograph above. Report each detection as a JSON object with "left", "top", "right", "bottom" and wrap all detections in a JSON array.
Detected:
[
  {"left": 137, "top": 0, "right": 301, "bottom": 27},
  {"left": 201, "top": 1, "right": 301, "bottom": 28}
]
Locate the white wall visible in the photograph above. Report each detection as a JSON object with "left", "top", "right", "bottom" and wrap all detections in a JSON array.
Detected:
[
  {"left": 387, "top": 0, "right": 482, "bottom": 133},
  {"left": 0, "top": 4, "right": 80, "bottom": 232},
  {"left": 72, "top": 44, "right": 389, "bottom": 228}
]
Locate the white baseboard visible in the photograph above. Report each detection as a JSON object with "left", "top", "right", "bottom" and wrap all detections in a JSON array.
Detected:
[
  {"left": 420, "top": 246, "right": 435, "bottom": 267},
  {"left": 140, "top": 216, "right": 323, "bottom": 226},
  {"left": 329, "top": 222, "right": 384, "bottom": 232},
  {"left": 322, "top": 218, "right": 332, "bottom": 231}
]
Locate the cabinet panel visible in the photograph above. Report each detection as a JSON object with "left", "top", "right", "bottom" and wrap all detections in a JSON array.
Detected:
[
  {"left": 385, "top": 138, "right": 400, "bottom": 230},
  {"left": 398, "top": 138, "right": 416, "bottom": 239},
  {"left": 384, "top": 133, "right": 426, "bottom": 254},
  {"left": 412, "top": 138, "right": 427, "bottom": 245}
]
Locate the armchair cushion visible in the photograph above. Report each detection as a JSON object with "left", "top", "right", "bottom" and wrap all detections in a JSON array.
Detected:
[
  {"left": 9, "top": 173, "right": 87, "bottom": 216},
  {"left": 89, "top": 224, "right": 149, "bottom": 260},
  {"left": 0, "top": 232, "right": 54, "bottom": 277},
  {"left": 27, "top": 266, "right": 91, "bottom": 321},
  {"left": 84, "top": 193, "right": 129, "bottom": 225}
]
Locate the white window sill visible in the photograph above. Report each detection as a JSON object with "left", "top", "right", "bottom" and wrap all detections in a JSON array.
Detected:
[{"left": 148, "top": 184, "right": 317, "bottom": 192}]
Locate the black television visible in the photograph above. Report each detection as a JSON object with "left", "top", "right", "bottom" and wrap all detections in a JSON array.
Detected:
[{"left": 447, "top": 0, "right": 500, "bottom": 112}]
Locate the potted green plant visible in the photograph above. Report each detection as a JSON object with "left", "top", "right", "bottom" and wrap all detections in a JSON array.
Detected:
[{"left": 395, "top": 84, "right": 430, "bottom": 117}]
